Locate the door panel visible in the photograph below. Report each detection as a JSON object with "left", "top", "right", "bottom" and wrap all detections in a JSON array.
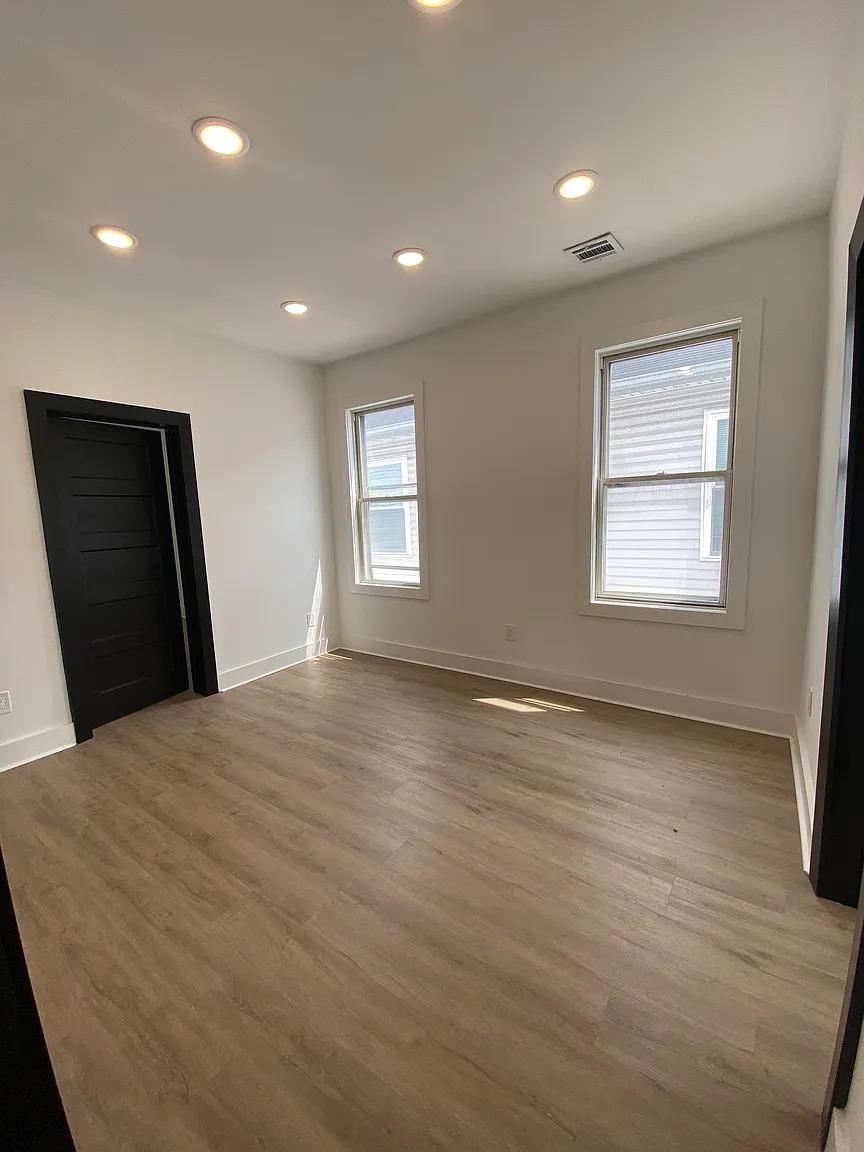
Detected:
[
  {"left": 74, "top": 493, "right": 154, "bottom": 533},
  {"left": 47, "top": 418, "right": 188, "bottom": 728}
]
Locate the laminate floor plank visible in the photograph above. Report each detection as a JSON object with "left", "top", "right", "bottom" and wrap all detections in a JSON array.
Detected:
[{"left": 0, "top": 650, "right": 854, "bottom": 1151}]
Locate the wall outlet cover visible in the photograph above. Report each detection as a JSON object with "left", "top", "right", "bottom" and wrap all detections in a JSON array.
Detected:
[{"left": 0, "top": 691, "right": 11, "bottom": 715}]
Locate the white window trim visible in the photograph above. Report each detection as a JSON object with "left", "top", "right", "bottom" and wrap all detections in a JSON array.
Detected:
[
  {"left": 576, "top": 300, "right": 763, "bottom": 630},
  {"left": 699, "top": 409, "right": 728, "bottom": 561},
  {"left": 345, "top": 383, "right": 429, "bottom": 600}
]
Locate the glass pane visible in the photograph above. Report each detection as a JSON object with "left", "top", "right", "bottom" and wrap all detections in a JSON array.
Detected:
[
  {"left": 714, "top": 416, "right": 730, "bottom": 470},
  {"left": 367, "top": 462, "right": 404, "bottom": 493},
  {"left": 600, "top": 479, "right": 727, "bottom": 605},
  {"left": 363, "top": 499, "right": 420, "bottom": 585},
  {"left": 359, "top": 404, "right": 417, "bottom": 497},
  {"left": 708, "top": 481, "right": 725, "bottom": 557},
  {"left": 368, "top": 504, "right": 407, "bottom": 553},
  {"left": 606, "top": 336, "right": 734, "bottom": 478}
]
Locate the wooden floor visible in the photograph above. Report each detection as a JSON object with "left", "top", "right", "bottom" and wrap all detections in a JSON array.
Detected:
[{"left": 0, "top": 652, "right": 855, "bottom": 1151}]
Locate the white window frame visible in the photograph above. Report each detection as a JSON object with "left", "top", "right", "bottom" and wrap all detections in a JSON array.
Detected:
[
  {"left": 345, "top": 386, "right": 429, "bottom": 599},
  {"left": 577, "top": 301, "right": 763, "bottom": 630}
]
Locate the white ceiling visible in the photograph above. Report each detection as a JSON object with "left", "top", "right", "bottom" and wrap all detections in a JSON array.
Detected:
[{"left": 2, "top": 0, "right": 859, "bottom": 363}]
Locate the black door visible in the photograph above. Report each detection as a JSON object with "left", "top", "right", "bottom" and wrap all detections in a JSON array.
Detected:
[{"left": 46, "top": 418, "right": 188, "bottom": 729}]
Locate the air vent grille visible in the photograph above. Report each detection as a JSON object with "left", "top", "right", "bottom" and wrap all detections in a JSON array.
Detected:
[{"left": 564, "top": 232, "right": 623, "bottom": 263}]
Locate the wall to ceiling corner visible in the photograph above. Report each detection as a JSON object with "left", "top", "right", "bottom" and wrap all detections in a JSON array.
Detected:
[
  {"left": 323, "top": 218, "right": 829, "bottom": 737},
  {"left": 796, "top": 35, "right": 864, "bottom": 860},
  {"left": 0, "top": 281, "right": 337, "bottom": 770}
]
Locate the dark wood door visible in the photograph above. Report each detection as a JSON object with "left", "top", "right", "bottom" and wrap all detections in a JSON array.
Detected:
[{"left": 46, "top": 418, "right": 188, "bottom": 728}]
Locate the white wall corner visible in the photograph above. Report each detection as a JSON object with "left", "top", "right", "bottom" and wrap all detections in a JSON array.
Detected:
[
  {"left": 789, "top": 714, "right": 814, "bottom": 871},
  {"left": 0, "top": 724, "right": 76, "bottom": 773},
  {"left": 340, "top": 636, "right": 795, "bottom": 738},
  {"left": 217, "top": 637, "right": 331, "bottom": 693},
  {"left": 826, "top": 1111, "right": 842, "bottom": 1152}
]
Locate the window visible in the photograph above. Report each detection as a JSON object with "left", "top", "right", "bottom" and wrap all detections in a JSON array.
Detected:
[
  {"left": 348, "top": 397, "right": 424, "bottom": 590},
  {"left": 593, "top": 328, "right": 739, "bottom": 609}
]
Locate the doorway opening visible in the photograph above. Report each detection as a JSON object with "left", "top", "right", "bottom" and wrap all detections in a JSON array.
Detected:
[
  {"left": 810, "top": 188, "right": 864, "bottom": 1143},
  {"left": 25, "top": 392, "right": 218, "bottom": 744}
]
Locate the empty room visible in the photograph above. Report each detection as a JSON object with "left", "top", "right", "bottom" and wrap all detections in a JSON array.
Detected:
[{"left": 4, "top": 1, "right": 864, "bottom": 1150}]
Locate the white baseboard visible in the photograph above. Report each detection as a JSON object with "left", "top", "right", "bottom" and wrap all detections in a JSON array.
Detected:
[
  {"left": 789, "top": 715, "right": 815, "bottom": 871},
  {"left": 218, "top": 638, "right": 330, "bottom": 692},
  {"left": 339, "top": 635, "right": 795, "bottom": 738},
  {"left": 0, "top": 724, "right": 77, "bottom": 773},
  {"left": 0, "top": 643, "right": 332, "bottom": 771}
]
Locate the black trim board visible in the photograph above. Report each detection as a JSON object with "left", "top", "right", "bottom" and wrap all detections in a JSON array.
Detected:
[
  {"left": 0, "top": 846, "right": 76, "bottom": 1151},
  {"left": 811, "top": 192, "right": 864, "bottom": 907},
  {"left": 812, "top": 186, "right": 864, "bottom": 1145},
  {"left": 24, "top": 391, "right": 218, "bottom": 743},
  {"left": 824, "top": 869, "right": 864, "bottom": 1144}
]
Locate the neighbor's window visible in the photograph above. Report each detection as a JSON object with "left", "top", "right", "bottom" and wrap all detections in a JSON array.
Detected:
[
  {"left": 349, "top": 398, "right": 422, "bottom": 587},
  {"left": 594, "top": 328, "right": 739, "bottom": 608}
]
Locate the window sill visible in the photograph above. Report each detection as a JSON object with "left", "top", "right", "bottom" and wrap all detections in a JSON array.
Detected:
[
  {"left": 580, "top": 597, "right": 744, "bottom": 630},
  {"left": 350, "top": 580, "right": 429, "bottom": 600}
]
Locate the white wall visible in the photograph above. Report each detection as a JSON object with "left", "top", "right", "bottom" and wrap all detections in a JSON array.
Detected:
[
  {"left": 797, "top": 37, "right": 864, "bottom": 837},
  {"left": 324, "top": 218, "right": 828, "bottom": 736},
  {"left": 0, "top": 280, "right": 336, "bottom": 769},
  {"left": 828, "top": 1051, "right": 864, "bottom": 1152}
]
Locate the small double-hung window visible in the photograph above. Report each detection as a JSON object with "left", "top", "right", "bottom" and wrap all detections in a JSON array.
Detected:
[
  {"left": 593, "top": 328, "right": 739, "bottom": 609},
  {"left": 348, "top": 397, "right": 424, "bottom": 591}
]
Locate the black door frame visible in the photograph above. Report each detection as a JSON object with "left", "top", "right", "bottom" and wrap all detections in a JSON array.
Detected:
[
  {"left": 810, "top": 193, "right": 864, "bottom": 906},
  {"left": 25, "top": 391, "right": 218, "bottom": 743},
  {"left": 1, "top": 846, "right": 76, "bottom": 1150},
  {"left": 811, "top": 189, "right": 864, "bottom": 1144}
]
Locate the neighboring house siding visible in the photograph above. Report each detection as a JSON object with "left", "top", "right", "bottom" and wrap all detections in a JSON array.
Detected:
[{"left": 604, "top": 375, "right": 730, "bottom": 602}]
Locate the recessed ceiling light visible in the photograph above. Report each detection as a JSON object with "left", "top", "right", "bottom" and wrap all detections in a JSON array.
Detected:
[
  {"left": 554, "top": 170, "right": 598, "bottom": 200},
  {"left": 410, "top": 0, "right": 463, "bottom": 11},
  {"left": 192, "top": 117, "right": 250, "bottom": 157},
  {"left": 281, "top": 300, "right": 309, "bottom": 316},
  {"left": 393, "top": 248, "right": 427, "bottom": 268},
  {"left": 90, "top": 225, "right": 138, "bottom": 251}
]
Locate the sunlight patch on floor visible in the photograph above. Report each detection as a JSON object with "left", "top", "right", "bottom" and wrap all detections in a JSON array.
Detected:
[
  {"left": 475, "top": 695, "right": 585, "bottom": 715},
  {"left": 519, "top": 697, "right": 585, "bottom": 713},
  {"left": 475, "top": 698, "right": 546, "bottom": 713}
]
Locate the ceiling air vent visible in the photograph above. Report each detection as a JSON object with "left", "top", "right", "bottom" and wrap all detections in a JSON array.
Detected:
[{"left": 564, "top": 232, "right": 623, "bottom": 263}]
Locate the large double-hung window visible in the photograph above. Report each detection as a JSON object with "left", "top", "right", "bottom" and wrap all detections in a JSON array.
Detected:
[
  {"left": 348, "top": 396, "right": 425, "bottom": 592},
  {"left": 593, "top": 328, "right": 740, "bottom": 609}
]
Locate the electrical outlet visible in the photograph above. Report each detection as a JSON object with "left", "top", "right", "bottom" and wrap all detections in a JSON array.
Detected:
[
  {"left": 504, "top": 624, "right": 517, "bottom": 642},
  {"left": 807, "top": 688, "right": 814, "bottom": 717},
  {"left": 306, "top": 612, "right": 316, "bottom": 628},
  {"left": 0, "top": 691, "right": 11, "bottom": 716}
]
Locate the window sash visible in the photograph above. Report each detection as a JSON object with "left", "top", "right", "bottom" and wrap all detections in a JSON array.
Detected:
[
  {"left": 594, "top": 328, "right": 739, "bottom": 609},
  {"left": 356, "top": 496, "right": 419, "bottom": 583},
  {"left": 355, "top": 406, "right": 417, "bottom": 498},
  {"left": 595, "top": 478, "right": 730, "bottom": 607}
]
